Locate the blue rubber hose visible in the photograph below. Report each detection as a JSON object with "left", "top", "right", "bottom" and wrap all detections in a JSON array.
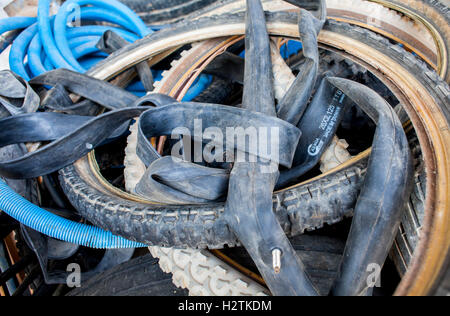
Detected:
[
  {"left": 28, "top": 34, "right": 48, "bottom": 77},
  {"left": 280, "top": 40, "right": 303, "bottom": 59},
  {"left": 61, "top": 0, "right": 150, "bottom": 36},
  {"left": 0, "top": 179, "right": 146, "bottom": 249},
  {"left": 67, "top": 25, "right": 139, "bottom": 42},
  {"left": 12, "top": 21, "right": 139, "bottom": 78},
  {"left": 125, "top": 71, "right": 213, "bottom": 102},
  {"left": 38, "top": 0, "right": 147, "bottom": 72},
  {"left": 78, "top": 7, "right": 137, "bottom": 31},
  {"left": 2, "top": 0, "right": 212, "bottom": 99},
  {"left": 9, "top": 22, "right": 38, "bottom": 80},
  {"left": 68, "top": 35, "right": 102, "bottom": 48},
  {"left": 3, "top": 2, "right": 210, "bottom": 96},
  {"left": 79, "top": 56, "right": 104, "bottom": 69},
  {"left": 30, "top": 33, "right": 105, "bottom": 76},
  {"left": 0, "top": 17, "right": 36, "bottom": 34},
  {"left": 182, "top": 74, "right": 213, "bottom": 101},
  {"left": 54, "top": 0, "right": 149, "bottom": 72},
  {"left": 38, "top": 0, "right": 74, "bottom": 70}
]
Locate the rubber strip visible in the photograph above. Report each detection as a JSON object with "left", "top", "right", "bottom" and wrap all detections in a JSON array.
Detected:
[
  {"left": 223, "top": 0, "right": 317, "bottom": 296},
  {"left": 277, "top": 77, "right": 352, "bottom": 188},
  {"left": 0, "top": 68, "right": 301, "bottom": 181},
  {"left": 132, "top": 0, "right": 345, "bottom": 202},
  {"left": 276, "top": 2, "right": 325, "bottom": 126},
  {"left": 328, "top": 78, "right": 413, "bottom": 296},
  {"left": 0, "top": 70, "right": 39, "bottom": 118},
  {"left": 21, "top": 225, "right": 134, "bottom": 285},
  {"left": 30, "top": 69, "right": 139, "bottom": 110},
  {"left": 204, "top": 52, "right": 245, "bottom": 84}
]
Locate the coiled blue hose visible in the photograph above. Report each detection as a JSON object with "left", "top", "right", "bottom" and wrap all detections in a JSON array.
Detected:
[
  {"left": 3, "top": 0, "right": 211, "bottom": 97},
  {"left": 9, "top": 0, "right": 147, "bottom": 79},
  {"left": 0, "top": 179, "right": 146, "bottom": 249},
  {"left": 52, "top": 0, "right": 149, "bottom": 72}
]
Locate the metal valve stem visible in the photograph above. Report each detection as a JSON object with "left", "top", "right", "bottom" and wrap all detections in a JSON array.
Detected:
[{"left": 272, "top": 248, "right": 282, "bottom": 274}]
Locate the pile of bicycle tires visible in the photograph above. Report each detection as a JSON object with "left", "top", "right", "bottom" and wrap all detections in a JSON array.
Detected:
[{"left": 0, "top": 0, "right": 448, "bottom": 297}]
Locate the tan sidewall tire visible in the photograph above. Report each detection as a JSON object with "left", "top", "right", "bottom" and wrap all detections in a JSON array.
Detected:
[{"left": 74, "top": 14, "right": 450, "bottom": 295}]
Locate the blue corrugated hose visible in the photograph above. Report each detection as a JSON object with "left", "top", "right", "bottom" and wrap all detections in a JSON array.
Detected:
[{"left": 0, "top": 179, "right": 146, "bottom": 248}]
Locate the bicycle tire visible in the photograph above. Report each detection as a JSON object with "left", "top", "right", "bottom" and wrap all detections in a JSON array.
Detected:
[
  {"left": 59, "top": 13, "right": 450, "bottom": 295},
  {"left": 69, "top": 234, "right": 346, "bottom": 296},
  {"left": 185, "top": 0, "right": 450, "bottom": 82},
  {"left": 124, "top": 37, "right": 420, "bottom": 296},
  {"left": 67, "top": 254, "right": 188, "bottom": 296},
  {"left": 119, "top": 0, "right": 219, "bottom": 24}
]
